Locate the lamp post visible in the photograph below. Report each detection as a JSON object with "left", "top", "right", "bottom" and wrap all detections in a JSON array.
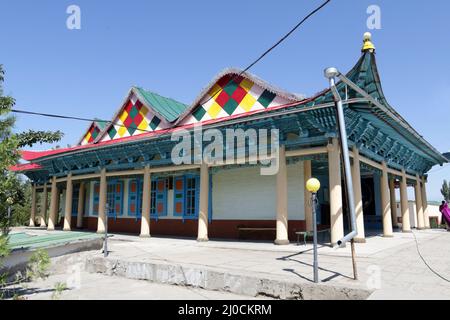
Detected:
[{"left": 306, "top": 178, "right": 321, "bottom": 283}]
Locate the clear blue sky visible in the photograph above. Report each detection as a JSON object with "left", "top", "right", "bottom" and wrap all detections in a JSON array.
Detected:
[{"left": 1, "top": 0, "right": 449, "bottom": 200}]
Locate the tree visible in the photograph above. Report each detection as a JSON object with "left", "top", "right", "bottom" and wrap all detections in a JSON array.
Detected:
[
  {"left": 1, "top": 64, "right": 64, "bottom": 234},
  {"left": 441, "top": 180, "right": 450, "bottom": 202}
]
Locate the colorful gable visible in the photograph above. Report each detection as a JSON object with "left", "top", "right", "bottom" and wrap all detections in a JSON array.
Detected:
[
  {"left": 180, "top": 74, "right": 292, "bottom": 125},
  {"left": 79, "top": 121, "right": 106, "bottom": 145},
  {"left": 100, "top": 93, "right": 167, "bottom": 142}
]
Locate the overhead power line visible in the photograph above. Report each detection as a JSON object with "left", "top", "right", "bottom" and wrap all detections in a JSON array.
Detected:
[
  {"left": 11, "top": 0, "right": 332, "bottom": 136},
  {"left": 201, "top": 0, "right": 332, "bottom": 107}
]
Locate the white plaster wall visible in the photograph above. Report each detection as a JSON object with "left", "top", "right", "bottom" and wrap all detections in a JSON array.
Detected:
[
  {"left": 212, "top": 162, "right": 305, "bottom": 221},
  {"left": 167, "top": 189, "right": 174, "bottom": 217},
  {"left": 88, "top": 181, "right": 94, "bottom": 217},
  {"left": 427, "top": 204, "right": 442, "bottom": 225},
  {"left": 396, "top": 201, "right": 418, "bottom": 228}
]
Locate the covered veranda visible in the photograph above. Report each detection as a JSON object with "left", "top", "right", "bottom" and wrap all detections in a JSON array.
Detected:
[{"left": 13, "top": 35, "right": 447, "bottom": 246}]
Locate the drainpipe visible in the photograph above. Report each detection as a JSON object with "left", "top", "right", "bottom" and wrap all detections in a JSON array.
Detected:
[{"left": 324, "top": 68, "right": 358, "bottom": 247}]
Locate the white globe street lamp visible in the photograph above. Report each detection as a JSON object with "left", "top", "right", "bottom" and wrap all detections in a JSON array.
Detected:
[{"left": 306, "top": 178, "right": 321, "bottom": 283}]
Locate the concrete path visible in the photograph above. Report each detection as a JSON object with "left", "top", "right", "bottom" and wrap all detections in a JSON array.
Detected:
[
  {"left": 14, "top": 272, "right": 263, "bottom": 300},
  {"left": 8, "top": 227, "right": 450, "bottom": 299}
]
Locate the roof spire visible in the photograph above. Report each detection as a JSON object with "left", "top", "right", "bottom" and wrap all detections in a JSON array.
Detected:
[{"left": 362, "top": 32, "right": 376, "bottom": 53}]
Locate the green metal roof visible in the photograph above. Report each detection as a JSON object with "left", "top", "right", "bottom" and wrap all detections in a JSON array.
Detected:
[
  {"left": 134, "top": 87, "right": 189, "bottom": 122},
  {"left": 94, "top": 119, "right": 108, "bottom": 130}
]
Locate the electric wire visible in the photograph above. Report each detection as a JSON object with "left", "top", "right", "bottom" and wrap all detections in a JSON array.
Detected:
[
  {"left": 411, "top": 230, "right": 450, "bottom": 283},
  {"left": 10, "top": 0, "right": 332, "bottom": 136}
]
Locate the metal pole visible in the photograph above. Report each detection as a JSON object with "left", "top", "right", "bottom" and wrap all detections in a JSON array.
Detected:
[
  {"left": 324, "top": 67, "right": 358, "bottom": 280},
  {"left": 104, "top": 203, "right": 109, "bottom": 258},
  {"left": 312, "top": 193, "right": 319, "bottom": 283}
]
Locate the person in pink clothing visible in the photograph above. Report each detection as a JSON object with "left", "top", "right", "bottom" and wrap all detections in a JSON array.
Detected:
[{"left": 439, "top": 201, "right": 450, "bottom": 230}]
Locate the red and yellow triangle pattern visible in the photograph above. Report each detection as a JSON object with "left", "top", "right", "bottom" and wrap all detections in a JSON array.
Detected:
[{"left": 181, "top": 75, "right": 290, "bottom": 125}]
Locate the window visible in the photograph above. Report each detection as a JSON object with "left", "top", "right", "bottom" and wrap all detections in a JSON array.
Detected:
[
  {"left": 71, "top": 185, "right": 80, "bottom": 216},
  {"left": 152, "top": 179, "right": 167, "bottom": 217},
  {"left": 185, "top": 176, "right": 199, "bottom": 218},
  {"left": 129, "top": 178, "right": 167, "bottom": 219},
  {"left": 106, "top": 181, "right": 124, "bottom": 218},
  {"left": 173, "top": 175, "right": 200, "bottom": 220},
  {"left": 92, "top": 181, "right": 124, "bottom": 218},
  {"left": 128, "top": 179, "right": 143, "bottom": 219}
]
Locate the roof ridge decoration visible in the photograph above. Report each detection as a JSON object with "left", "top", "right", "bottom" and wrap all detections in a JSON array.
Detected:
[
  {"left": 342, "top": 35, "right": 447, "bottom": 164},
  {"left": 362, "top": 32, "right": 375, "bottom": 53},
  {"left": 95, "top": 87, "right": 176, "bottom": 143},
  {"left": 175, "top": 68, "right": 305, "bottom": 125},
  {"left": 78, "top": 119, "right": 109, "bottom": 145}
]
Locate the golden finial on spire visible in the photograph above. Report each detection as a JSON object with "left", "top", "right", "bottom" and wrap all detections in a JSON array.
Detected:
[{"left": 362, "top": 32, "right": 375, "bottom": 53}]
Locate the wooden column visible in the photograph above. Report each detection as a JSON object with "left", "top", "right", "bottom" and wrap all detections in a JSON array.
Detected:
[
  {"left": 400, "top": 170, "right": 411, "bottom": 232},
  {"left": 275, "top": 145, "right": 289, "bottom": 245},
  {"left": 63, "top": 173, "right": 73, "bottom": 231},
  {"left": 140, "top": 166, "right": 151, "bottom": 237},
  {"left": 197, "top": 163, "right": 209, "bottom": 242},
  {"left": 304, "top": 160, "right": 313, "bottom": 232},
  {"left": 76, "top": 182, "right": 85, "bottom": 229},
  {"left": 29, "top": 184, "right": 37, "bottom": 227},
  {"left": 380, "top": 162, "right": 393, "bottom": 237},
  {"left": 47, "top": 176, "right": 58, "bottom": 231},
  {"left": 40, "top": 184, "right": 48, "bottom": 227},
  {"left": 352, "top": 147, "right": 365, "bottom": 243},
  {"left": 414, "top": 175, "right": 425, "bottom": 230},
  {"left": 421, "top": 177, "right": 430, "bottom": 229},
  {"left": 97, "top": 168, "right": 107, "bottom": 233},
  {"left": 389, "top": 178, "right": 398, "bottom": 228}
]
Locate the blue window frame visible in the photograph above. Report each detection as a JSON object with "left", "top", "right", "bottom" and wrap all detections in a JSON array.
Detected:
[
  {"left": 71, "top": 185, "right": 80, "bottom": 217},
  {"left": 173, "top": 176, "right": 185, "bottom": 217},
  {"left": 128, "top": 178, "right": 143, "bottom": 220},
  {"left": 152, "top": 178, "right": 167, "bottom": 218},
  {"left": 92, "top": 181, "right": 123, "bottom": 218},
  {"left": 107, "top": 181, "right": 124, "bottom": 219},
  {"left": 172, "top": 174, "right": 204, "bottom": 221},
  {"left": 128, "top": 178, "right": 167, "bottom": 220},
  {"left": 184, "top": 175, "right": 200, "bottom": 219}
]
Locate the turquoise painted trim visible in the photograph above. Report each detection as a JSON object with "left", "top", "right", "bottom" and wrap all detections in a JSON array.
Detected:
[
  {"left": 181, "top": 174, "right": 200, "bottom": 221},
  {"left": 151, "top": 178, "right": 167, "bottom": 219},
  {"left": 128, "top": 178, "right": 142, "bottom": 220},
  {"left": 106, "top": 180, "right": 124, "bottom": 219},
  {"left": 173, "top": 176, "right": 185, "bottom": 217},
  {"left": 71, "top": 185, "right": 80, "bottom": 216}
]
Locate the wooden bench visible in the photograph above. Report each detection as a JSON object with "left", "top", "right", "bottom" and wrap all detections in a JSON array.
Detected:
[
  {"left": 237, "top": 227, "right": 276, "bottom": 239},
  {"left": 295, "top": 229, "right": 330, "bottom": 246}
]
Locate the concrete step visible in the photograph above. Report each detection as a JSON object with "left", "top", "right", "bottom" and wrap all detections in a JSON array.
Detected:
[{"left": 84, "top": 256, "right": 372, "bottom": 300}]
